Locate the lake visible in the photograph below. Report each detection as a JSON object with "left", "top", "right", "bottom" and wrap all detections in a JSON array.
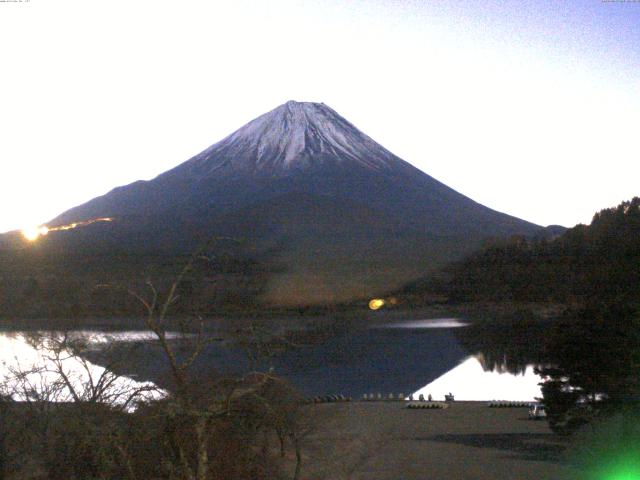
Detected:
[
  {"left": 0, "top": 318, "right": 544, "bottom": 403},
  {"left": 0, "top": 331, "right": 162, "bottom": 409}
]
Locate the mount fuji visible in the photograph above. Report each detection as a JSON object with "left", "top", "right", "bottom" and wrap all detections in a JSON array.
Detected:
[{"left": 27, "top": 101, "right": 543, "bottom": 305}]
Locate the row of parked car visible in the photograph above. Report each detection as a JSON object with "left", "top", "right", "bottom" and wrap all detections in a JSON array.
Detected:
[{"left": 528, "top": 403, "right": 547, "bottom": 420}]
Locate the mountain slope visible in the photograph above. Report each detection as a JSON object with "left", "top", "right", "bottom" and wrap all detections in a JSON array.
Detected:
[{"left": 40, "top": 101, "right": 542, "bottom": 305}]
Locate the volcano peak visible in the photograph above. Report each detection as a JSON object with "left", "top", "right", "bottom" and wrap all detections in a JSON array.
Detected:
[
  {"left": 179, "top": 100, "right": 400, "bottom": 177},
  {"left": 43, "top": 100, "right": 542, "bottom": 306}
]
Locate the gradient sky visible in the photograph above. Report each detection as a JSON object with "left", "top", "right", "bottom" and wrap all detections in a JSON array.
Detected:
[{"left": 1, "top": 0, "right": 638, "bottom": 233}]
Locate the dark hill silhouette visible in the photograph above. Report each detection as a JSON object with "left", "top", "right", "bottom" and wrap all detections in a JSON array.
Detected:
[
  {"left": 10, "top": 101, "right": 543, "bottom": 305},
  {"left": 423, "top": 197, "right": 640, "bottom": 305}
]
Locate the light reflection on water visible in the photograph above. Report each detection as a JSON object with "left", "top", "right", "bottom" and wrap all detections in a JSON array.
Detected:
[{"left": 372, "top": 318, "right": 469, "bottom": 329}]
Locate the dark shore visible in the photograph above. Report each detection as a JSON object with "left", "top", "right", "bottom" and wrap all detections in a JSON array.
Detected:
[{"left": 300, "top": 401, "right": 577, "bottom": 480}]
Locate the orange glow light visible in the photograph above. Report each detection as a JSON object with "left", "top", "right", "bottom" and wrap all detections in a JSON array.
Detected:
[
  {"left": 369, "top": 298, "right": 385, "bottom": 310},
  {"left": 22, "top": 226, "right": 49, "bottom": 241},
  {"left": 21, "top": 217, "right": 113, "bottom": 242}
]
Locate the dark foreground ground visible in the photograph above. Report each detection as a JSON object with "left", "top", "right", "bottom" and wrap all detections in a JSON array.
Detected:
[{"left": 299, "top": 401, "right": 578, "bottom": 480}]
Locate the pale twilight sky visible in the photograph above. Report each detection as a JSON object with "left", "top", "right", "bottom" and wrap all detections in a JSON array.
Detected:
[{"left": 1, "top": 0, "right": 638, "bottom": 233}]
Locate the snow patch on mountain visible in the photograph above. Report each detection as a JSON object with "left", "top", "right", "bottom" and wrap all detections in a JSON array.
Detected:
[{"left": 179, "top": 101, "right": 404, "bottom": 177}]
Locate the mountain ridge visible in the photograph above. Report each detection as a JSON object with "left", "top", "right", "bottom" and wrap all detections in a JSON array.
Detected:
[{"left": 37, "top": 100, "right": 544, "bottom": 305}]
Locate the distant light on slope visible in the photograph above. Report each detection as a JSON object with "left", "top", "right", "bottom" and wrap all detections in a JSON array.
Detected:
[
  {"left": 369, "top": 298, "right": 385, "bottom": 310},
  {"left": 21, "top": 217, "right": 113, "bottom": 242},
  {"left": 22, "top": 226, "right": 49, "bottom": 241}
]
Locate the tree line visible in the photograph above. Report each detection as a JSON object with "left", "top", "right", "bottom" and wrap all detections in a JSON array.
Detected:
[
  {"left": 442, "top": 197, "right": 640, "bottom": 306},
  {"left": 442, "top": 197, "right": 640, "bottom": 435}
]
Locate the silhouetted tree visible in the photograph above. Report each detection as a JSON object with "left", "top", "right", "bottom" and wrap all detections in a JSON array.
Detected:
[{"left": 538, "top": 303, "right": 640, "bottom": 434}]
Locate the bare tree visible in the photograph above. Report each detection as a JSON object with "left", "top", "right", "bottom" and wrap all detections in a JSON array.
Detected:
[
  {"left": 0, "top": 243, "right": 313, "bottom": 480},
  {"left": 2, "top": 332, "right": 161, "bottom": 411},
  {"left": 126, "top": 247, "right": 312, "bottom": 480}
]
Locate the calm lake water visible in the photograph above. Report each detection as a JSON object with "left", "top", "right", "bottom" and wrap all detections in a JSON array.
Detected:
[
  {"left": 0, "top": 331, "right": 162, "bottom": 408},
  {"left": 0, "top": 319, "right": 544, "bottom": 402}
]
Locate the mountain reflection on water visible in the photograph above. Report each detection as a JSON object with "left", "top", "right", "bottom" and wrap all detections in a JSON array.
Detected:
[
  {"left": 412, "top": 355, "right": 543, "bottom": 401},
  {"left": 408, "top": 315, "right": 552, "bottom": 401},
  {"left": 452, "top": 317, "right": 551, "bottom": 375},
  {"left": 83, "top": 319, "right": 473, "bottom": 398},
  {"left": 0, "top": 317, "right": 551, "bottom": 402}
]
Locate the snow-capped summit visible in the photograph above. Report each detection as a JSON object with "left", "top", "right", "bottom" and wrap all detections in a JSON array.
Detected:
[{"left": 178, "top": 100, "right": 399, "bottom": 177}]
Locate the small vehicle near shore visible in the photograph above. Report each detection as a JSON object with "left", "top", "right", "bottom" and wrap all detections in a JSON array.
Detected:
[{"left": 528, "top": 403, "right": 546, "bottom": 420}]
